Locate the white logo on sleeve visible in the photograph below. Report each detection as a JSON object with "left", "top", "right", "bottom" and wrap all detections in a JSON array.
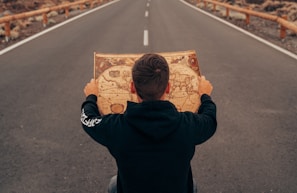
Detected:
[{"left": 81, "top": 109, "right": 102, "bottom": 127}]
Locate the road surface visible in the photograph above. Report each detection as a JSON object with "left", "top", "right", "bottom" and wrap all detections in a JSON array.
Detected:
[{"left": 0, "top": 0, "right": 297, "bottom": 192}]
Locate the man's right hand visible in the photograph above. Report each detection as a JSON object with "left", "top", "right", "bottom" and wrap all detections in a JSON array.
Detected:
[
  {"left": 198, "top": 76, "right": 213, "bottom": 96},
  {"left": 84, "top": 78, "right": 99, "bottom": 97}
]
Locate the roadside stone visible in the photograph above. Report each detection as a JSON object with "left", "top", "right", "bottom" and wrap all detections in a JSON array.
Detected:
[
  {"left": 47, "top": 11, "right": 59, "bottom": 18},
  {"left": 48, "top": 19, "right": 56, "bottom": 25},
  {"left": 16, "top": 20, "right": 32, "bottom": 28},
  {"left": 40, "top": 0, "right": 56, "bottom": 9},
  {"left": 0, "top": 28, "right": 5, "bottom": 37},
  {"left": 10, "top": 29, "right": 20, "bottom": 40},
  {"left": 287, "top": 5, "right": 297, "bottom": 21},
  {"left": 2, "top": 10, "right": 13, "bottom": 16},
  {"left": 28, "top": 17, "right": 35, "bottom": 22},
  {"left": 261, "top": 0, "right": 285, "bottom": 12},
  {"left": 35, "top": 15, "right": 43, "bottom": 22}
]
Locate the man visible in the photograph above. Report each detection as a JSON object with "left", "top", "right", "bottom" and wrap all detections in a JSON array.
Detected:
[{"left": 81, "top": 53, "right": 217, "bottom": 193}]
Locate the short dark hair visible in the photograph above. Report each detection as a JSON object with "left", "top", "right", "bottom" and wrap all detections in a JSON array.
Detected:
[{"left": 132, "top": 53, "right": 169, "bottom": 101}]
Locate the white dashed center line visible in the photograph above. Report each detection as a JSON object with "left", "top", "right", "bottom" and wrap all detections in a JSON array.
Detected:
[
  {"left": 143, "top": 30, "right": 149, "bottom": 46},
  {"left": 143, "top": 0, "right": 150, "bottom": 47}
]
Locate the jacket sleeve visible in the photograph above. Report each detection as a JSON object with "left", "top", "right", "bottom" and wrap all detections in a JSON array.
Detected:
[
  {"left": 191, "top": 94, "right": 217, "bottom": 145},
  {"left": 80, "top": 94, "right": 110, "bottom": 146}
]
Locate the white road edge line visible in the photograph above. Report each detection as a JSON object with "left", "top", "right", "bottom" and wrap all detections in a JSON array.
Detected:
[
  {"left": 0, "top": 0, "right": 121, "bottom": 56},
  {"left": 179, "top": 0, "right": 297, "bottom": 61},
  {"left": 144, "top": 30, "right": 149, "bottom": 46}
]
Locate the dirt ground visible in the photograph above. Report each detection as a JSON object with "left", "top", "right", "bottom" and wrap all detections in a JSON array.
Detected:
[{"left": 0, "top": 0, "right": 297, "bottom": 55}]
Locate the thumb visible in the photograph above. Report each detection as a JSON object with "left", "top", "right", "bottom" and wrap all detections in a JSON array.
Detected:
[{"left": 199, "top": 75, "right": 206, "bottom": 81}]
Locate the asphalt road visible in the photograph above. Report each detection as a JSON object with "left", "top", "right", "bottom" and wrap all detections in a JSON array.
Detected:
[{"left": 0, "top": 0, "right": 297, "bottom": 192}]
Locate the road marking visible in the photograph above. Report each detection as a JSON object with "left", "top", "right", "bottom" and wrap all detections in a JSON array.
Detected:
[
  {"left": 0, "top": 0, "right": 121, "bottom": 56},
  {"left": 147, "top": 3, "right": 150, "bottom": 7},
  {"left": 180, "top": 0, "right": 297, "bottom": 60},
  {"left": 144, "top": 30, "right": 149, "bottom": 46},
  {"left": 145, "top": 10, "right": 149, "bottom": 18}
]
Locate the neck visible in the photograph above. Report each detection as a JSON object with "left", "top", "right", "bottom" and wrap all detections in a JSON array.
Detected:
[{"left": 136, "top": 93, "right": 166, "bottom": 103}]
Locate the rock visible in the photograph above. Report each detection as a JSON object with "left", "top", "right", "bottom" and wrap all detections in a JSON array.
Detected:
[
  {"left": 12, "top": 24, "right": 20, "bottom": 31},
  {"left": 39, "top": 0, "right": 56, "bottom": 8},
  {"left": 261, "top": 0, "right": 285, "bottom": 12},
  {"left": 3, "top": 10, "right": 13, "bottom": 16},
  {"left": 287, "top": 4, "right": 297, "bottom": 21},
  {"left": 10, "top": 29, "right": 20, "bottom": 40},
  {"left": 48, "top": 18, "right": 56, "bottom": 24},
  {"left": 0, "top": 28, "right": 5, "bottom": 37},
  {"left": 47, "top": 10, "right": 58, "bottom": 18},
  {"left": 70, "top": 4, "right": 84, "bottom": 11},
  {"left": 16, "top": 20, "right": 32, "bottom": 28},
  {"left": 35, "top": 15, "right": 43, "bottom": 22},
  {"left": 249, "top": 4, "right": 259, "bottom": 9},
  {"left": 28, "top": 17, "right": 35, "bottom": 22}
]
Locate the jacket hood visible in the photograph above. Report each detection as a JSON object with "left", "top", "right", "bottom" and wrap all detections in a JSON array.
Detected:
[{"left": 124, "top": 101, "right": 180, "bottom": 141}]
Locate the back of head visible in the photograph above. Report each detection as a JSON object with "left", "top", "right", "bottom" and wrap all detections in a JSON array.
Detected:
[{"left": 132, "top": 53, "right": 169, "bottom": 101}]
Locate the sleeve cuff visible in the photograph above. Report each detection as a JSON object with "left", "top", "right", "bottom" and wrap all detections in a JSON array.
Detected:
[
  {"left": 86, "top": 94, "right": 97, "bottom": 102},
  {"left": 200, "top": 94, "right": 211, "bottom": 102}
]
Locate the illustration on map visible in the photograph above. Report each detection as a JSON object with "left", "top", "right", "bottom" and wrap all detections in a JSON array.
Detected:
[{"left": 94, "top": 50, "right": 201, "bottom": 115}]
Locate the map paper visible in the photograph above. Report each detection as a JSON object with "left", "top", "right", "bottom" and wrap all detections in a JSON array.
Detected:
[{"left": 94, "top": 50, "right": 201, "bottom": 115}]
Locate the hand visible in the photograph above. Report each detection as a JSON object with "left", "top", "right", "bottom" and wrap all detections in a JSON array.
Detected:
[
  {"left": 84, "top": 78, "right": 99, "bottom": 97},
  {"left": 198, "top": 76, "right": 213, "bottom": 96}
]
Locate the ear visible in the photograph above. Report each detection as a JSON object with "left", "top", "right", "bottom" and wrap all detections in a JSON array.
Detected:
[
  {"left": 165, "top": 82, "right": 170, "bottom": 94},
  {"left": 130, "top": 82, "right": 136, "bottom": 93}
]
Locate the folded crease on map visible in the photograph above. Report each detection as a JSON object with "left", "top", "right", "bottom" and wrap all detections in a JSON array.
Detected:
[{"left": 94, "top": 50, "right": 201, "bottom": 115}]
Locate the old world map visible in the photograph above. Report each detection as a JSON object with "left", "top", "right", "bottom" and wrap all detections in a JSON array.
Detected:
[{"left": 94, "top": 50, "right": 201, "bottom": 115}]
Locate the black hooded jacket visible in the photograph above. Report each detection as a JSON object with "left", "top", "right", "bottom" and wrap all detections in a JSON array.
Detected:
[{"left": 81, "top": 94, "right": 217, "bottom": 193}]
